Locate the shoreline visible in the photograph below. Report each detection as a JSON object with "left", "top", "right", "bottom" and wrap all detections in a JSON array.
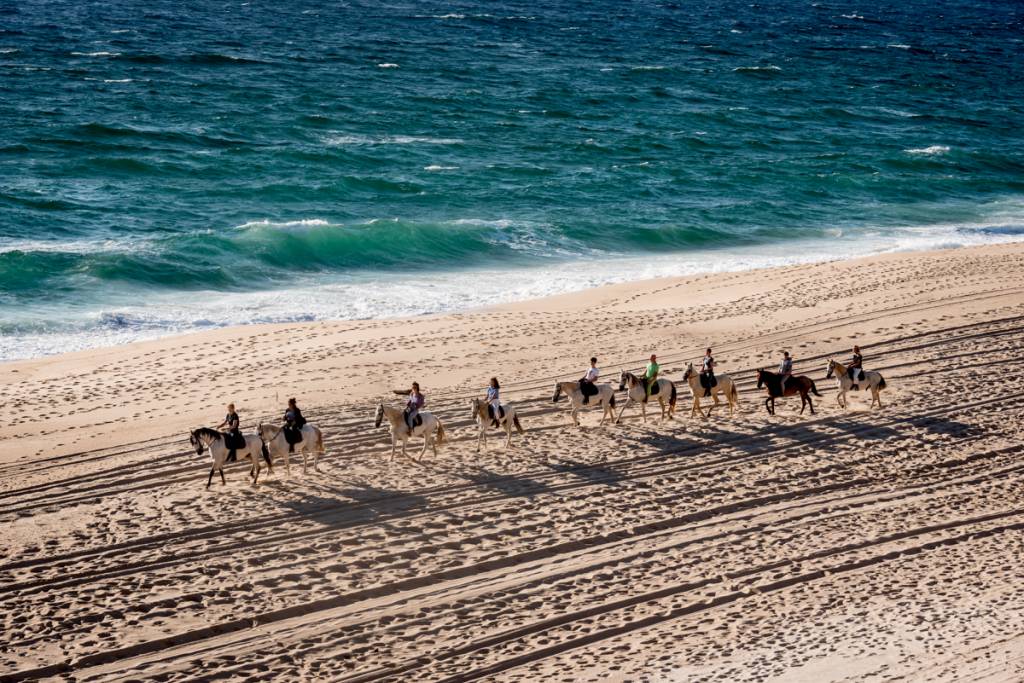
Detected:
[
  {"left": 4, "top": 229, "right": 1024, "bottom": 363},
  {"left": 3, "top": 241, "right": 1024, "bottom": 463}
]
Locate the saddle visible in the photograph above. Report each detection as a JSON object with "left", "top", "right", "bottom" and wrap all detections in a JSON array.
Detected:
[
  {"left": 405, "top": 412, "right": 423, "bottom": 429},
  {"left": 699, "top": 372, "right": 717, "bottom": 390},
  {"left": 283, "top": 425, "right": 304, "bottom": 445},
  {"left": 850, "top": 368, "right": 865, "bottom": 383},
  {"left": 579, "top": 381, "right": 599, "bottom": 398},
  {"left": 487, "top": 405, "right": 506, "bottom": 422},
  {"left": 223, "top": 430, "right": 246, "bottom": 450}
]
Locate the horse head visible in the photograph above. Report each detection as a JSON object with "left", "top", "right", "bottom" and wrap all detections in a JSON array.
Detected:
[
  {"left": 374, "top": 402, "right": 384, "bottom": 429},
  {"left": 469, "top": 397, "right": 481, "bottom": 418},
  {"left": 552, "top": 383, "right": 562, "bottom": 403},
  {"left": 190, "top": 429, "right": 205, "bottom": 456},
  {"left": 256, "top": 422, "right": 266, "bottom": 442},
  {"left": 756, "top": 369, "right": 765, "bottom": 389},
  {"left": 618, "top": 369, "right": 628, "bottom": 391},
  {"left": 683, "top": 363, "right": 694, "bottom": 381},
  {"left": 825, "top": 359, "right": 835, "bottom": 379}
]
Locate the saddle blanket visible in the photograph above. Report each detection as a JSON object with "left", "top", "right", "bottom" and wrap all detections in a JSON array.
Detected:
[
  {"left": 284, "top": 426, "right": 304, "bottom": 445},
  {"left": 699, "top": 372, "right": 718, "bottom": 390},
  {"left": 579, "top": 381, "right": 599, "bottom": 398},
  {"left": 223, "top": 431, "right": 246, "bottom": 450},
  {"left": 487, "top": 405, "right": 506, "bottom": 421}
]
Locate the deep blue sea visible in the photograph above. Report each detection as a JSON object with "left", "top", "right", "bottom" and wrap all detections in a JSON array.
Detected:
[{"left": 2, "top": 0, "right": 1023, "bottom": 359}]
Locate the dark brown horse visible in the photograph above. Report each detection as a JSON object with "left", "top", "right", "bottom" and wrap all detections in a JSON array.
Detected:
[{"left": 755, "top": 369, "right": 822, "bottom": 415}]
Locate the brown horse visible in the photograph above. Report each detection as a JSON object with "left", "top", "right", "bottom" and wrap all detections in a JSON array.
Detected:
[{"left": 755, "top": 368, "right": 821, "bottom": 415}]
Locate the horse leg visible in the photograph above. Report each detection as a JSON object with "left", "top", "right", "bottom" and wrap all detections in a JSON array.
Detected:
[
  {"left": 220, "top": 468, "right": 226, "bottom": 486},
  {"left": 807, "top": 393, "right": 815, "bottom": 415},
  {"left": 615, "top": 399, "right": 629, "bottom": 424},
  {"left": 282, "top": 440, "right": 291, "bottom": 477},
  {"left": 207, "top": 467, "right": 215, "bottom": 489},
  {"left": 252, "top": 456, "right": 260, "bottom": 487},
  {"left": 641, "top": 400, "right": 647, "bottom": 424},
  {"left": 301, "top": 443, "right": 308, "bottom": 475},
  {"left": 504, "top": 419, "right": 513, "bottom": 449}
]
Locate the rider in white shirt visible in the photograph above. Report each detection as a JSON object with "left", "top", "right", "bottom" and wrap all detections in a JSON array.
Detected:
[{"left": 580, "top": 357, "right": 599, "bottom": 404}]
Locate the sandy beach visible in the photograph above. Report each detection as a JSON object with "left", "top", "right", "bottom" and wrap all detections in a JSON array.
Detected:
[{"left": 3, "top": 242, "right": 1024, "bottom": 681}]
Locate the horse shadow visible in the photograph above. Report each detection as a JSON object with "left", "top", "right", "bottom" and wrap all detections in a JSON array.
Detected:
[
  {"left": 545, "top": 457, "right": 626, "bottom": 488},
  {"left": 450, "top": 465, "right": 552, "bottom": 498},
  {"left": 273, "top": 480, "right": 430, "bottom": 532}
]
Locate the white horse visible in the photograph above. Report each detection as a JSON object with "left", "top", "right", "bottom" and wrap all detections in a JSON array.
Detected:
[
  {"left": 551, "top": 381, "right": 617, "bottom": 427},
  {"left": 189, "top": 427, "right": 271, "bottom": 488},
  {"left": 681, "top": 363, "right": 739, "bottom": 418},
  {"left": 826, "top": 359, "right": 887, "bottom": 409},
  {"left": 257, "top": 422, "right": 325, "bottom": 476},
  {"left": 469, "top": 397, "right": 523, "bottom": 451},
  {"left": 374, "top": 402, "right": 447, "bottom": 462},
  {"left": 616, "top": 370, "right": 677, "bottom": 423}
]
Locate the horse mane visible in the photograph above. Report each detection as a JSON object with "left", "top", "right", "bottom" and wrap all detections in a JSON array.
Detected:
[{"left": 194, "top": 427, "right": 222, "bottom": 440}]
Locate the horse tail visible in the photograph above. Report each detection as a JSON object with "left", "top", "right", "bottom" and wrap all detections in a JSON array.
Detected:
[
  {"left": 513, "top": 414, "right": 524, "bottom": 433},
  {"left": 669, "top": 382, "right": 677, "bottom": 408},
  {"left": 878, "top": 375, "right": 886, "bottom": 390},
  {"left": 316, "top": 427, "right": 325, "bottom": 454},
  {"left": 609, "top": 393, "right": 616, "bottom": 409},
  {"left": 810, "top": 379, "right": 822, "bottom": 397},
  {"left": 730, "top": 382, "right": 739, "bottom": 402},
  {"left": 435, "top": 419, "right": 447, "bottom": 446}
]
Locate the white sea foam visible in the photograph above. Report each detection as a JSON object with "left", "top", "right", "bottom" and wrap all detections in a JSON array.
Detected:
[
  {"left": 235, "top": 218, "right": 333, "bottom": 230},
  {"left": 424, "top": 165, "right": 459, "bottom": 171},
  {"left": 325, "top": 134, "right": 462, "bottom": 146},
  {"left": 5, "top": 217, "right": 1024, "bottom": 361},
  {"left": 377, "top": 63, "right": 399, "bottom": 68},
  {"left": 0, "top": 48, "right": 19, "bottom": 54},
  {"left": 842, "top": 13, "right": 865, "bottom": 19},
  {"left": 888, "top": 43, "right": 911, "bottom": 49},
  {"left": 905, "top": 145, "right": 950, "bottom": 155},
  {"left": 733, "top": 65, "right": 781, "bottom": 72},
  {"left": 103, "top": 78, "right": 133, "bottom": 83},
  {"left": 632, "top": 65, "right": 666, "bottom": 71},
  {"left": 71, "top": 51, "right": 121, "bottom": 57}
]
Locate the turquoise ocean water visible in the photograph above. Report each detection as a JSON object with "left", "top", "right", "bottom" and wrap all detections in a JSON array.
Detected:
[{"left": 2, "top": 0, "right": 1023, "bottom": 359}]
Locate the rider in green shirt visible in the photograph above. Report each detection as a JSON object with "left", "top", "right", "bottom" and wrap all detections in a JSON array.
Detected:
[{"left": 642, "top": 354, "right": 659, "bottom": 400}]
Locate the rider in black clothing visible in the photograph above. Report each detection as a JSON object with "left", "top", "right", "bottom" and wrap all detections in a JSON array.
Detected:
[
  {"left": 217, "top": 403, "right": 241, "bottom": 460},
  {"left": 283, "top": 398, "right": 306, "bottom": 452},
  {"left": 700, "top": 348, "right": 716, "bottom": 397},
  {"left": 850, "top": 345, "right": 864, "bottom": 390}
]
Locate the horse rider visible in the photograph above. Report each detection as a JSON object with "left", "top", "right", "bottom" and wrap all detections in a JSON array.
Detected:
[
  {"left": 393, "top": 382, "right": 425, "bottom": 434},
  {"left": 642, "top": 354, "right": 659, "bottom": 401},
  {"left": 283, "top": 398, "right": 307, "bottom": 452},
  {"left": 849, "top": 345, "right": 864, "bottom": 390},
  {"left": 216, "top": 403, "right": 241, "bottom": 461},
  {"left": 486, "top": 377, "right": 501, "bottom": 426},
  {"left": 700, "top": 348, "right": 716, "bottom": 397},
  {"left": 778, "top": 351, "right": 793, "bottom": 391},
  {"left": 580, "top": 357, "right": 599, "bottom": 404}
]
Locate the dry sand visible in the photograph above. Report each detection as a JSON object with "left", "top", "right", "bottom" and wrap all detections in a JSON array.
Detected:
[{"left": 2, "top": 243, "right": 1024, "bottom": 681}]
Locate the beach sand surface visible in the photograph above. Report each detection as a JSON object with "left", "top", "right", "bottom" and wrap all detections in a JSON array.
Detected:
[{"left": 2, "top": 243, "right": 1024, "bottom": 681}]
